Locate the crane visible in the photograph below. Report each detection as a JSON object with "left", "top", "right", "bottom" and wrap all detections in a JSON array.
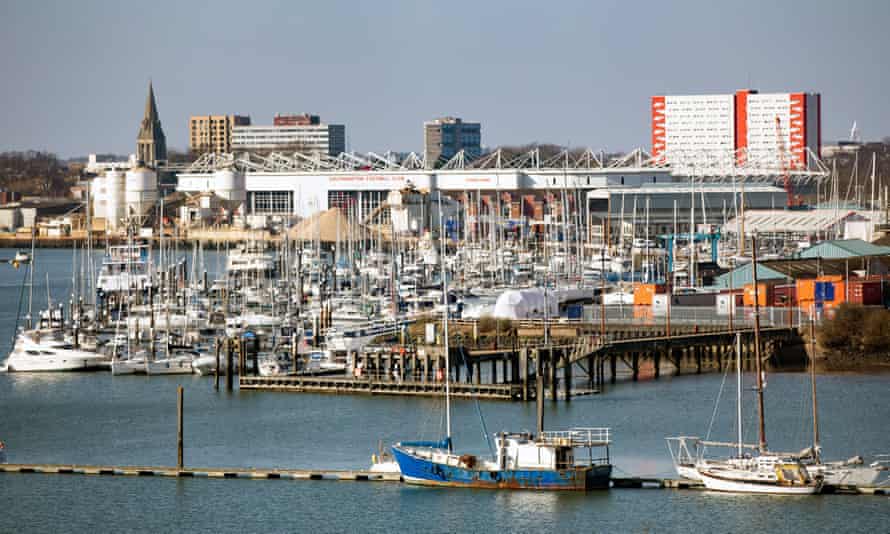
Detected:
[{"left": 775, "top": 116, "right": 796, "bottom": 207}]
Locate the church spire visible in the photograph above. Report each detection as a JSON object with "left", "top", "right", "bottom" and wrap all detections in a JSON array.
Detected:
[
  {"left": 137, "top": 80, "right": 167, "bottom": 166},
  {"left": 144, "top": 80, "right": 159, "bottom": 122}
]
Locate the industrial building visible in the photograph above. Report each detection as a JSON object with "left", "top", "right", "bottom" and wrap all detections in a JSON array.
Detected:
[
  {"left": 189, "top": 114, "right": 251, "bottom": 154},
  {"left": 651, "top": 89, "right": 821, "bottom": 170},
  {"left": 424, "top": 117, "right": 482, "bottom": 167},
  {"left": 585, "top": 183, "right": 788, "bottom": 237},
  {"left": 723, "top": 208, "right": 886, "bottom": 243}
]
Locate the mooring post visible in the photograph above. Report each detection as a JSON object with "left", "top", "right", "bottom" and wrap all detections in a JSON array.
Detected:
[
  {"left": 696, "top": 345, "right": 702, "bottom": 374},
  {"left": 563, "top": 350, "right": 572, "bottom": 401},
  {"left": 214, "top": 339, "right": 220, "bottom": 391},
  {"left": 226, "top": 339, "right": 234, "bottom": 391},
  {"left": 520, "top": 348, "right": 529, "bottom": 401},
  {"left": 548, "top": 349, "right": 557, "bottom": 402},
  {"left": 609, "top": 352, "right": 617, "bottom": 384},
  {"left": 631, "top": 352, "right": 639, "bottom": 381},
  {"left": 177, "top": 386, "right": 184, "bottom": 471},
  {"left": 654, "top": 349, "right": 661, "bottom": 379},
  {"left": 536, "top": 349, "right": 545, "bottom": 427}
]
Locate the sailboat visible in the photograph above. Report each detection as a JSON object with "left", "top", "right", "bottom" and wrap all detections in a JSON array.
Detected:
[
  {"left": 391, "top": 197, "right": 614, "bottom": 490},
  {"left": 688, "top": 238, "right": 822, "bottom": 495}
]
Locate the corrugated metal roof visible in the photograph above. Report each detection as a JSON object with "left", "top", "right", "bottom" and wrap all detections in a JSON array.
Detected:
[
  {"left": 799, "top": 239, "right": 890, "bottom": 259},
  {"left": 711, "top": 262, "right": 787, "bottom": 289}
]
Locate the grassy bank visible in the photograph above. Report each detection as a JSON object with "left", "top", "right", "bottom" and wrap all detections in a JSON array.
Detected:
[{"left": 816, "top": 304, "right": 890, "bottom": 371}]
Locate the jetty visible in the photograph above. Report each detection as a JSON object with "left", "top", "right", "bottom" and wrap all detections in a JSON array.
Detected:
[{"left": 239, "top": 321, "right": 802, "bottom": 401}]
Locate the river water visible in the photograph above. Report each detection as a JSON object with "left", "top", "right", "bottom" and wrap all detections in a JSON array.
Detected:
[{"left": 0, "top": 249, "right": 887, "bottom": 532}]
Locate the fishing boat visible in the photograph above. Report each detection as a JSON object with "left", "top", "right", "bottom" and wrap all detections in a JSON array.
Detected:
[{"left": 392, "top": 196, "right": 613, "bottom": 490}]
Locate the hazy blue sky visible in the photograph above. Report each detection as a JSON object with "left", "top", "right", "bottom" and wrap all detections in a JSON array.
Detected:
[{"left": 2, "top": 0, "right": 889, "bottom": 158}]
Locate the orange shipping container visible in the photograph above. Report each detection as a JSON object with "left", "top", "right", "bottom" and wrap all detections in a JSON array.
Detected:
[
  {"left": 633, "top": 283, "right": 666, "bottom": 306},
  {"left": 797, "top": 279, "right": 816, "bottom": 302},
  {"left": 743, "top": 283, "right": 775, "bottom": 307}
]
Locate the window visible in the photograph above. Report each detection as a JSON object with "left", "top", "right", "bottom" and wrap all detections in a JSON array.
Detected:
[{"left": 249, "top": 191, "right": 293, "bottom": 214}]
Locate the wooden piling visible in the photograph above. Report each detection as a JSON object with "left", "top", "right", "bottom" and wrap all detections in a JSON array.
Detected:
[
  {"left": 177, "top": 386, "right": 184, "bottom": 471},
  {"left": 564, "top": 350, "right": 572, "bottom": 401},
  {"left": 520, "top": 348, "right": 529, "bottom": 401},
  {"left": 214, "top": 339, "right": 221, "bottom": 390},
  {"left": 226, "top": 340, "right": 234, "bottom": 391}
]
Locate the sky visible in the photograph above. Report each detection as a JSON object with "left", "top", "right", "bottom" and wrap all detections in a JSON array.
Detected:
[{"left": 2, "top": 0, "right": 889, "bottom": 158}]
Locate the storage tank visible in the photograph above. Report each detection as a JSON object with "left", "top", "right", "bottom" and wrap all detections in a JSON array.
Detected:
[
  {"left": 125, "top": 166, "right": 158, "bottom": 217},
  {"left": 105, "top": 170, "right": 125, "bottom": 229},
  {"left": 213, "top": 169, "right": 246, "bottom": 202}
]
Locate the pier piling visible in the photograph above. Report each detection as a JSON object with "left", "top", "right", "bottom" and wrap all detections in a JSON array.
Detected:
[{"left": 177, "top": 386, "right": 184, "bottom": 471}]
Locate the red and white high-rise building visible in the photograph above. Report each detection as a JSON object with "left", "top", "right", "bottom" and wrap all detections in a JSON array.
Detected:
[{"left": 651, "top": 89, "right": 821, "bottom": 168}]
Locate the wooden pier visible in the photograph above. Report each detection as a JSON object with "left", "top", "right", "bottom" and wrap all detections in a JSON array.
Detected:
[
  {"left": 240, "top": 375, "right": 523, "bottom": 400},
  {"left": 240, "top": 324, "right": 803, "bottom": 401}
]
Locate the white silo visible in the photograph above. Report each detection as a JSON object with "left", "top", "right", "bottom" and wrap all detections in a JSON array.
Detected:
[
  {"left": 213, "top": 168, "right": 247, "bottom": 223},
  {"left": 104, "top": 170, "right": 125, "bottom": 230},
  {"left": 212, "top": 168, "right": 246, "bottom": 202},
  {"left": 125, "top": 165, "right": 158, "bottom": 219}
]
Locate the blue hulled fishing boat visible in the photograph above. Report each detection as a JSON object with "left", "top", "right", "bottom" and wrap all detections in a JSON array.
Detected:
[{"left": 393, "top": 429, "right": 612, "bottom": 490}]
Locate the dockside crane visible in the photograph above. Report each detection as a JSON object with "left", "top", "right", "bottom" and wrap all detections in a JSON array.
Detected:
[{"left": 775, "top": 116, "right": 798, "bottom": 207}]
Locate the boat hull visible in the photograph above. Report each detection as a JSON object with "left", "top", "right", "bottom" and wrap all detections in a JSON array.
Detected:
[
  {"left": 6, "top": 353, "right": 106, "bottom": 372},
  {"left": 698, "top": 470, "right": 821, "bottom": 495},
  {"left": 392, "top": 446, "right": 611, "bottom": 490}
]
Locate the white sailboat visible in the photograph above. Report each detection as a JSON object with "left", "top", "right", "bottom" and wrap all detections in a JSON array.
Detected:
[{"left": 690, "top": 240, "right": 821, "bottom": 495}]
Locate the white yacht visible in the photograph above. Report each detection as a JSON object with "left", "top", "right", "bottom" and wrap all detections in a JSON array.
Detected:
[
  {"left": 5, "top": 329, "right": 107, "bottom": 372},
  {"left": 96, "top": 243, "right": 154, "bottom": 294}
]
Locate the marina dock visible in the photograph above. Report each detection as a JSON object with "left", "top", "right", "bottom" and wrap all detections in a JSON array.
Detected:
[
  {"left": 1, "top": 463, "right": 886, "bottom": 495},
  {"left": 239, "top": 323, "right": 802, "bottom": 401}
]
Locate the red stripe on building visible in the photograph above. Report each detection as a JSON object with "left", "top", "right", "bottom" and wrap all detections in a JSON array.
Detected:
[
  {"left": 789, "top": 93, "right": 806, "bottom": 168},
  {"left": 651, "top": 96, "right": 666, "bottom": 163},
  {"left": 734, "top": 90, "right": 750, "bottom": 165}
]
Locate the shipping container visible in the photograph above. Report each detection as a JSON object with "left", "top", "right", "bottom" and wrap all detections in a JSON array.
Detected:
[
  {"left": 772, "top": 285, "right": 797, "bottom": 307},
  {"left": 743, "top": 282, "right": 776, "bottom": 307},
  {"left": 633, "top": 283, "right": 666, "bottom": 306},
  {"left": 849, "top": 279, "right": 883, "bottom": 305}
]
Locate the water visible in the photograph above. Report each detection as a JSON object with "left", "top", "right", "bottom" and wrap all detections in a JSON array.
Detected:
[{"left": 1, "top": 249, "right": 888, "bottom": 532}]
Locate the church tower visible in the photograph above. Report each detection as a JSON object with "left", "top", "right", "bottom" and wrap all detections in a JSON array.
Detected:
[{"left": 136, "top": 81, "right": 167, "bottom": 166}]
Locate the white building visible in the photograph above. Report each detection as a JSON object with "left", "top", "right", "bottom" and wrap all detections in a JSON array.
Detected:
[
  {"left": 652, "top": 90, "right": 821, "bottom": 170},
  {"left": 232, "top": 124, "right": 346, "bottom": 155}
]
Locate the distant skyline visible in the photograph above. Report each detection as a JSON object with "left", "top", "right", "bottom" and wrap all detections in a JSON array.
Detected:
[{"left": 2, "top": 0, "right": 890, "bottom": 158}]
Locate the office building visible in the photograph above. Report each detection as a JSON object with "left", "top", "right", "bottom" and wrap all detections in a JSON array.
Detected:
[
  {"left": 189, "top": 114, "right": 251, "bottom": 154},
  {"left": 424, "top": 117, "right": 482, "bottom": 167},
  {"left": 232, "top": 117, "right": 345, "bottom": 156}
]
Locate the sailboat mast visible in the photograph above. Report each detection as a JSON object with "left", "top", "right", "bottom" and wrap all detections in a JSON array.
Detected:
[
  {"left": 438, "top": 193, "right": 451, "bottom": 448},
  {"left": 751, "top": 235, "right": 767, "bottom": 452},
  {"left": 810, "top": 314, "right": 820, "bottom": 457},
  {"left": 736, "top": 332, "right": 743, "bottom": 458}
]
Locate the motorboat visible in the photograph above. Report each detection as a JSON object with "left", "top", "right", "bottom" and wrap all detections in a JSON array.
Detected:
[{"left": 5, "top": 329, "right": 107, "bottom": 372}]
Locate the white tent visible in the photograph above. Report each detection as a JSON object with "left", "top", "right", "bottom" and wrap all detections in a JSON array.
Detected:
[{"left": 492, "top": 289, "right": 559, "bottom": 320}]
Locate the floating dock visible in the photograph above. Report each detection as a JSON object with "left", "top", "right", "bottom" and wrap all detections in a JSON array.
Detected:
[{"left": 1, "top": 463, "right": 886, "bottom": 494}]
